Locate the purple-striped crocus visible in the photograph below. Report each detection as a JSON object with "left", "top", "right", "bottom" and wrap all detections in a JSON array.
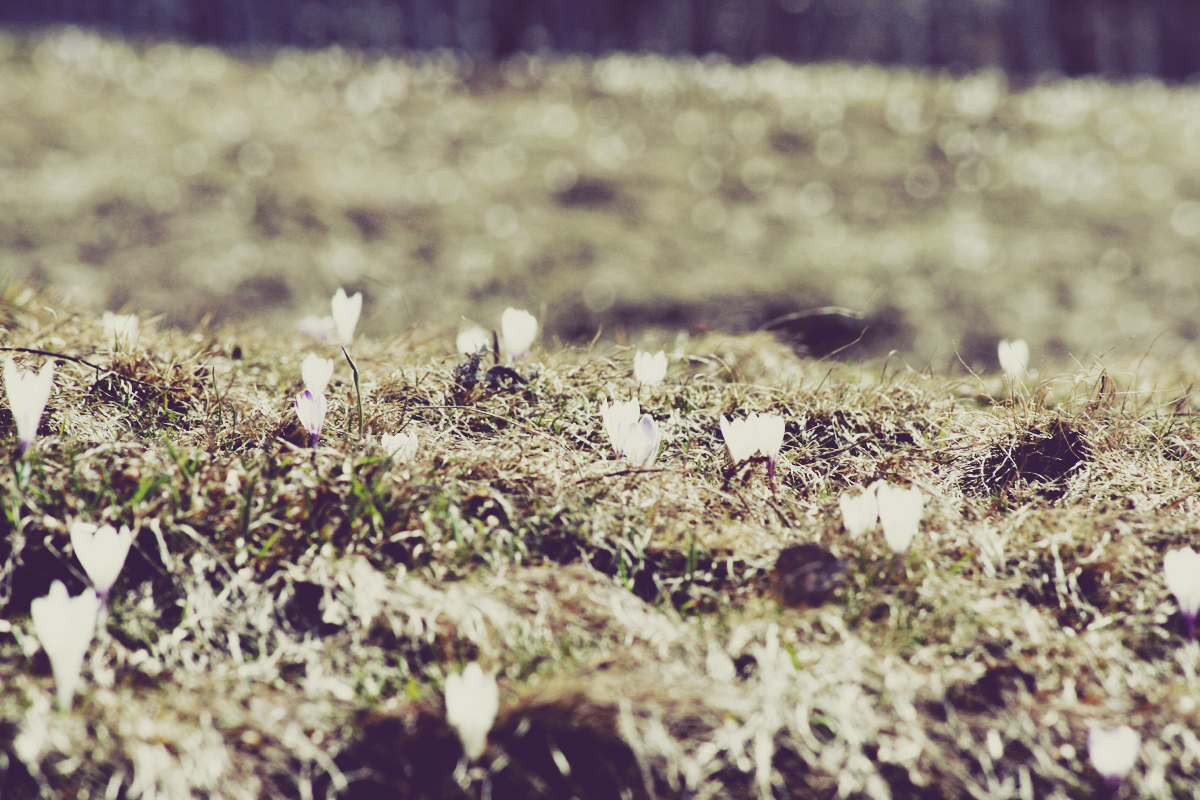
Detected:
[{"left": 295, "top": 389, "right": 327, "bottom": 447}]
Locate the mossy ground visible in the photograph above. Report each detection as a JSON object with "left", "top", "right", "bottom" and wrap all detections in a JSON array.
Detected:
[{"left": 1, "top": 285, "right": 1199, "bottom": 799}]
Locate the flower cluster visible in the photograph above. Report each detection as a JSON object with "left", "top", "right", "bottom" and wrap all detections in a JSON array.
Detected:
[
  {"left": 293, "top": 288, "right": 363, "bottom": 447},
  {"left": 720, "top": 413, "right": 785, "bottom": 480},
  {"left": 838, "top": 482, "right": 926, "bottom": 554},
  {"left": 600, "top": 399, "right": 661, "bottom": 468},
  {"left": 30, "top": 521, "right": 137, "bottom": 709}
]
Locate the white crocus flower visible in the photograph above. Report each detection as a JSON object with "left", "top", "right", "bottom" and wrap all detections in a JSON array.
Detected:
[
  {"left": 31, "top": 581, "right": 101, "bottom": 710},
  {"left": 331, "top": 288, "right": 363, "bottom": 345},
  {"left": 380, "top": 432, "right": 419, "bottom": 462},
  {"left": 297, "top": 315, "right": 337, "bottom": 343},
  {"left": 877, "top": 483, "right": 925, "bottom": 554},
  {"left": 633, "top": 350, "right": 668, "bottom": 386},
  {"left": 457, "top": 326, "right": 491, "bottom": 355},
  {"left": 500, "top": 307, "right": 537, "bottom": 362},
  {"left": 1088, "top": 726, "right": 1140, "bottom": 791},
  {"left": 1164, "top": 546, "right": 1200, "bottom": 639},
  {"left": 599, "top": 399, "right": 660, "bottom": 467},
  {"left": 295, "top": 389, "right": 328, "bottom": 447},
  {"left": 445, "top": 663, "right": 499, "bottom": 761},
  {"left": 601, "top": 399, "right": 641, "bottom": 458},
  {"left": 102, "top": 312, "right": 139, "bottom": 350},
  {"left": 4, "top": 357, "right": 54, "bottom": 455},
  {"left": 69, "top": 522, "right": 136, "bottom": 598},
  {"left": 839, "top": 487, "right": 879, "bottom": 539},
  {"left": 622, "top": 414, "right": 662, "bottom": 468},
  {"left": 301, "top": 354, "right": 335, "bottom": 394},
  {"left": 998, "top": 339, "right": 1029, "bottom": 380}
]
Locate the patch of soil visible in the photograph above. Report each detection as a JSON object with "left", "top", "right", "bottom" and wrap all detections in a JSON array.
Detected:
[{"left": 953, "top": 417, "right": 1090, "bottom": 499}]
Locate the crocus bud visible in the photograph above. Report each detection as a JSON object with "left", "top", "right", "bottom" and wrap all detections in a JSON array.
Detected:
[
  {"left": 4, "top": 357, "right": 54, "bottom": 455},
  {"left": 445, "top": 663, "right": 499, "bottom": 761},
  {"left": 500, "top": 307, "right": 537, "bottom": 362},
  {"left": 102, "top": 312, "right": 140, "bottom": 350},
  {"left": 601, "top": 399, "right": 641, "bottom": 458},
  {"left": 298, "top": 315, "right": 337, "bottom": 344},
  {"left": 381, "top": 432, "right": 419, "bottom": 462},
  {"left": 295, "top": 389, "right": 327, "bottom": 447},
  {"left": 633, "top": 350, "right": 668, "bottom": 386},
  {"left": 31, "top": 581, "right": 101, "bottom": 710},
  {"left": 877, "top": 483, "right": 925, "bottom": 554},
  {"left": 839, "top": 487, "right": 879, "bottom": 539},
  {"left": 1088, "top": 726, "right": 1140, "bottom": 793},
  {"left": 622, "top": 414, "right": 662, "bottom": 468},
  {"left": 998, "top": 339, "right": 1029, "bottom": 380},
  {"left": 456, "top": 326, "right": 491, "bottom": 355},
  {"left": 69, "top": 522, "right": 136, "bottom": 598},
  {"left": 1163, "top": 546, "right": 1200, "bottom": 639},
  {"left": 301, "top": 353, "right": 335, "bottom": 394},
  {"left": 331, "top": 288, "right": 363, "bottom": 345}
]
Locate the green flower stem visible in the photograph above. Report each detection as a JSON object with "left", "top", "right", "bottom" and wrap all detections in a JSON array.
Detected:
[{"left": 342, "top": 346, "right": 364, "bottom": 441}]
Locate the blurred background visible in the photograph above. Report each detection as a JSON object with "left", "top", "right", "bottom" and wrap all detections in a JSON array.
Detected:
[{"left": 2, "top": 1, "right": 1200, "bottom": 369}]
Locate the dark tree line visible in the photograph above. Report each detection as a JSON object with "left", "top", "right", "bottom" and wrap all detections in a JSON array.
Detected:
[{"left": 2, "top": 0, "right": 1199, "bottom": 80}]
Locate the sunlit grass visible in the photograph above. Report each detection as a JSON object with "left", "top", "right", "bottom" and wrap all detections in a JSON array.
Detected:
[{"left": 0, "top": 284, "right": 1199, "bottom": 797}]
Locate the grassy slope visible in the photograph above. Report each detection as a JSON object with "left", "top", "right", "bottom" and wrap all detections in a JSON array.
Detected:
[{"left": 1, "top": 286, "right": 1200, "bottom": 798}]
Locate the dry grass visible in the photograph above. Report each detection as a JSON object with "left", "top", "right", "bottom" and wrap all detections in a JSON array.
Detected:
[{"left": 1, "top": 285, "right": 1200, "bottom": 799}]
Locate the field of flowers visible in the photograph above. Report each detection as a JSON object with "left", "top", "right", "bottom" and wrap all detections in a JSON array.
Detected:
[
  {"left": 3, "top": 29, "right": 1200, "bottom": 369},
  {"left": 4, "top": 27, "right": 1200, "bottom": 800},
  {"left": 1, "top": 283, "right": 1200, "bottom": 798}
]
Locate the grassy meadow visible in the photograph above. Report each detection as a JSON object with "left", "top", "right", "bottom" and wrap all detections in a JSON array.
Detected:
[
  {"left": 0, "top": 283, "right": 1199, "bottom": 799},
  {"left": 3, "top": 29, "right": 1200, "bottom": 366},
  {"left": 3, "top": 26, "right": 1200, "bottom": 800}
]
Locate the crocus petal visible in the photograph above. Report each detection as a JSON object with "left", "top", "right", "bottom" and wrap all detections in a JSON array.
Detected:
[
  {"left": 998, "top": 338, "right": 1029, "bottom": 379},
  {"left": 445, "top": 663, "right": 500, "bottom": 761},
  {"left": 70, "top": 523, "right": 136, "bottom": 597},
  {"left": 633, "top": 350, "right": 668, "bottom": 386},
  {"left": 102, "top": 312, "right": 140, "bottom": 349},
  {"left": 500, "top": 307, "right": 537, "bottom": 362},
  {"left": 31, "top": 581, "right": 100, "bottom": 710},
  {"left": 332, "top": 288, "right": 363, "bottom": 345},
  {"left": 839, "top": 488, "right": 879, "bottom": 539},
  {"left": 301, "top": 354, "right": 335, "bottom": 394},
  {"left": 877, "top": 484, "right": 925, "bottom": 554},
  {"left": 5, "top": 357, "right": 55, "bottom": 453},
  {"left": 295, "top": 389, "right": 328, "bottom": 446},
  {"left": 1088, "top": 726, "right": 1140, "bottom": 787},
  {"left": 720, "top": 415, "right": 758, "bottom": 464}
]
